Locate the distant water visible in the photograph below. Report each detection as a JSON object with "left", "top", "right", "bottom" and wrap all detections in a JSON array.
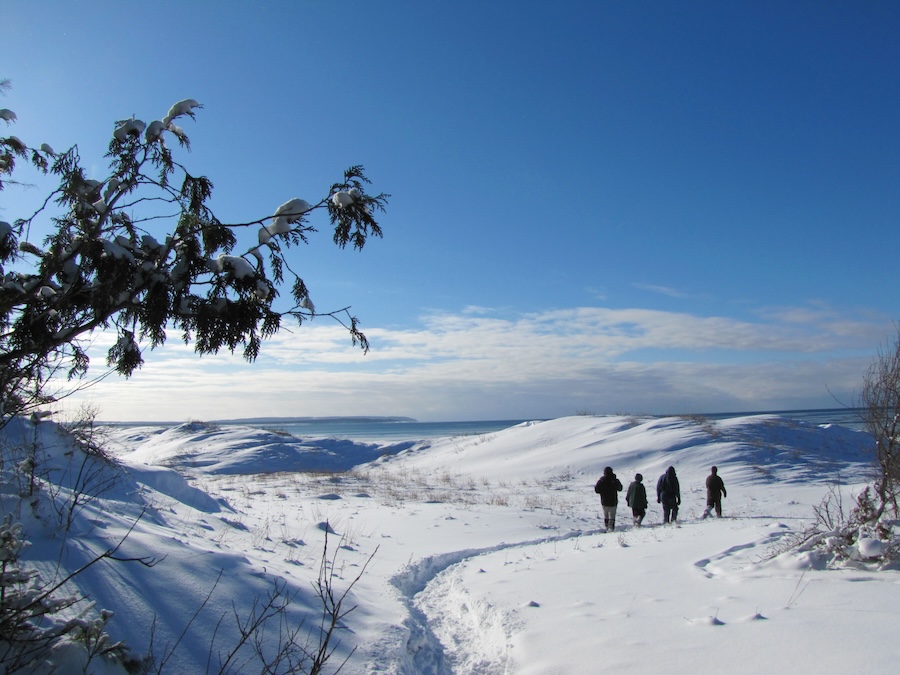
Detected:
[
  {"left": 237, "top": 418, "right": 533, "bottom": 442},
  {"left": 229, "top": 408, "right": 868, "bottom": 442}
]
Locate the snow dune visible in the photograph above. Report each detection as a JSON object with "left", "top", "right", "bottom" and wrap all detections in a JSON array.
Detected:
[{"left": 3, "top": 414, "right": 894, "bottom": 674}]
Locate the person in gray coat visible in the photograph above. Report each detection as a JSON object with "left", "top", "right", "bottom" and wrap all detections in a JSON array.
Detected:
[{"left": 626, "top": 473, "right": 648, "bottom": 527}]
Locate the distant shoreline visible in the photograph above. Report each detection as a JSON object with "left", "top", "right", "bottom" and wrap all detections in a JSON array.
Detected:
[
  {"left": 99, "top": 415, "right": 418, "bottom": 427},
  {"left": 97, "top": 407, "right": 865, "bottom": 427},
  {"left": 216, "top": 415, "right": 417, "bottom": 425}
]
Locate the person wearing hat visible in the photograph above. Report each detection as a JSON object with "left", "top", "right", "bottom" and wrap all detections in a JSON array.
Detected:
[
  {"left": 704, "top": 466, "right": 727, "bottom": 518},
  {"left": 626, "top": 473, "right": 648, "bottom": 527}
]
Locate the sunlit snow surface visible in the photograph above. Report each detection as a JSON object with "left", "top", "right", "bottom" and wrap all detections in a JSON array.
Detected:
[{"left": 3, "top": 414, "right": 895, "bottom": 674}]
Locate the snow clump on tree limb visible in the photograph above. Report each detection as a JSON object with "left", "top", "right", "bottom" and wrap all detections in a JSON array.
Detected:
[
  {"left": 332, "top": 190, "right": 355, "bottom": 208},
  {"left": 260, "top": 198, "right": 313, "bottom": 244},
  {"left": 162, "top": 98, "right": 202, "bottom": 126}
]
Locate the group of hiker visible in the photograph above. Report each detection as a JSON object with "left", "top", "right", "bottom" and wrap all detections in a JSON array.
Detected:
[{"left": 593, "top": 465, "right": 727, "bottom": 531}]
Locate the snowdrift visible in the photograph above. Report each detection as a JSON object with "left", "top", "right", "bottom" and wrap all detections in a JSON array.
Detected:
[{"left": 1, "top": 413, "right": 894, "bottom": 674}]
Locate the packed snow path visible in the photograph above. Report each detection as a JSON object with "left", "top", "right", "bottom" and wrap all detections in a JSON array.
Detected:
[{"left": 389, "top": 528, "right": 603, "bottom": 674}]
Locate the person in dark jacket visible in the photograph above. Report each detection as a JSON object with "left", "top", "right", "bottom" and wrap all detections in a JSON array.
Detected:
[
  {"left": 656, "top": 466, "right": 681, "bottom": 524},
  {"left": 626, "top": 473, "right": 648, "bottom": 527},
  {"left": 704, "top": 466, "right": 727, "bottom": 517},
  {"left": 594, "top": 466, "right": 623, "bottom": 531}
]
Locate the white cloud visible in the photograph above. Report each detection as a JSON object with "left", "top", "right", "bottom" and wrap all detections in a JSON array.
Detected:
[
  {"left": 54, "top": 303, "right": 892, "bottom": 422},
  {"left": 632, "top": 282, "right": 693, "bottom": 299}
]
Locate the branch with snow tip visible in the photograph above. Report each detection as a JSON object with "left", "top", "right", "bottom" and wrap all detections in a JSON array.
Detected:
[
  {"left": 113, "top": 118, "right": 146, "bottom": 143},
  {"left": 210, "top": 254, "right": 256, "bottom": 280},
  {"left": 206, "top": 253, "right": 277, "bottom": 302},
  {"left": 326, "top": 166, "right": 387, "bottom": 250},
  {"left": 0, "top": 107, "right": 58, "bottom": 180},
  {"left": 163, "top": 98, "right": 202, "bottom": 126},
  {"left": 113, "top": 98, "right": 202, "bottom": 146},
  {"left": 259, "top": 198, "right": 313, "bottom": 245},
  {"left": 332, "top": 188, "right": 360, "bottom": 209}
]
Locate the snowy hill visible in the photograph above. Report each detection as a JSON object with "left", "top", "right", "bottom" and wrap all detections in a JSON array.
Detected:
[
  {"left": 1, "top": 414, "right": 895, "bottom": 674},
  {"left": 106, "top": 421, "right": 415, "bottom": 474}
]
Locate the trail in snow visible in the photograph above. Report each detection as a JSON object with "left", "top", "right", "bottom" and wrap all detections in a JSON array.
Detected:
[
  {"left": 389, "top": 512, "right": 813, "bottom": 674},
  {"left": 389, "top": 528, "right": 600, "bottom": 674}
]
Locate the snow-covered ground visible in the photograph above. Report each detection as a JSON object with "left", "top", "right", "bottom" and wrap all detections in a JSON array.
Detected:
[{"left": 1, "top": 413, "right": 895, "bottom": 674}]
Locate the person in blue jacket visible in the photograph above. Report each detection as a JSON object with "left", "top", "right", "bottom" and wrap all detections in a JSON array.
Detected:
[{"left": 656, "top": 466, "right": 681, "bottom": 524}]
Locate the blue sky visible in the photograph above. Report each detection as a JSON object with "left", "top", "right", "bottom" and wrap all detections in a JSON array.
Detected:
[{"left": 3, "top": 1, "right": 899, "bottom": 421}]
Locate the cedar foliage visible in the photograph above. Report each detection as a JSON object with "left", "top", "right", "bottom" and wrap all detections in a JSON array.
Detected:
[{"left": 0, "top": 95, "right": 388, "bottom": 423}]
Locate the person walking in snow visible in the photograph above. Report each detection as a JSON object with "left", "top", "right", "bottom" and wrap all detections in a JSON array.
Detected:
[
  {"left": 625, "top": 473, "right": 648, "bottom": 527},
  {"left": 704, "top": 465, "right": 727, "bottom": 518},
  {"left": 656, "top": 466, "right": 681, "bottom": 524},
  {"left": 594, "top": 466, "right": 623, "bottom": 531}
]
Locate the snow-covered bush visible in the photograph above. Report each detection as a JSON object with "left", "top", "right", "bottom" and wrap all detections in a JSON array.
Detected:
[
  {"left": 779, "top": 485, "right": 899, "bottom": 568},
  {"left": 815, "top": 487, "right": 898, "bottom": 565},
  {"left": 0, "top": 512, "right": 153, "bottom": 673},
  {"left": 777, "top": 326, "right": 900, "bottom": 567},
  {"left": 0, "top": 515, "right": 135, "bottom": 673},
  {"left": 0, "top": 91, "right": 388, "bottom": 423}
]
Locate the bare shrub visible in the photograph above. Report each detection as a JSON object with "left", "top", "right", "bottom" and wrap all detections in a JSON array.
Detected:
[
  {"left": 857, "top": 328, "right": 900, "bottom": 517},
  {"left": 146, "top": 525, "right": 375, "bottom": 675},
  {"left": 679, "top": 414, "right": 719, "bottom": 436}
]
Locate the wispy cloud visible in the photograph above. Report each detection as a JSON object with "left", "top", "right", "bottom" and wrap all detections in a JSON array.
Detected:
[
  {"left": 632, "top": 283, "right": 693, "bottom": 299},
  {"left": 56, "top": 304, "right": 891, "bottom": 422}
]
